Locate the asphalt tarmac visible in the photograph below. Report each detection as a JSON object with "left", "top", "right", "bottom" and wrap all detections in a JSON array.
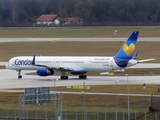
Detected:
[{"left": 0, "top": 69, "right": 160, "bottom": 89}]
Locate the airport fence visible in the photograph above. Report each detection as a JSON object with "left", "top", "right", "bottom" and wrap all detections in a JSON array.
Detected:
[
  {"left": 1, "top": 89, "right": 160, "bottom": 119},
  {"left": 0, "top": 106, "right": 159, "bottom": 120}
]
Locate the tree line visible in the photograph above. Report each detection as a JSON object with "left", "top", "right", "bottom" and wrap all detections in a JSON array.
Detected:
[{"left": 0, "top": 0, "right": 160, "bottom": 26}]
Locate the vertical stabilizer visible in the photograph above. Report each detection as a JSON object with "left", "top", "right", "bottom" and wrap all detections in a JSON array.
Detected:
[
  {"left": 114, "top": 31, "right": 139, "bottom": 59},
  {"left": 114, "top": 31, "right": 139, "bottom": 67}
]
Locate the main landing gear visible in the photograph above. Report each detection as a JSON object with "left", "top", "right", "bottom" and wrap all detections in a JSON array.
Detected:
[
  {"left": 18, "top": 70, "right": 22, "bottom": 79},
  {"left": 60, "top": 75, "right": 87, "bottom": 80},
  {"left": 60, "top": 76, "right": 68, "bottom": 80},
  {"left": 60, "top": 71, "right": 87, "bottom": 80},
  {"left": 60, "top": 71, "right": 68, "bottom": 80},
  {"left": 79, "top": 74, "right": 87, "bottom": 79}
]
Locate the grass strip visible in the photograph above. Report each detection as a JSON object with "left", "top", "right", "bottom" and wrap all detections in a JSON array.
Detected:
[{"left": 0, "top": 26, "right": 160, "bottom": 38}]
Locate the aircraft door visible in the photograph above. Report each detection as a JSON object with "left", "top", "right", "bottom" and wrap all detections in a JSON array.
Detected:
[
  {"left": 89, "top": 61, "right": 92, "bottom": 66},
  {"left": 110, "top": 60, "right": 114, "bottom": 67},
  {"left": 12, "top": 59, "right": 15, "bottom": 66}
]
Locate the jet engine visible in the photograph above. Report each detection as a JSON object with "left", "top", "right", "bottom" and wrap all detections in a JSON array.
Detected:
[{"left": 37, "top": 67, "right": 54, "bottom": 76}]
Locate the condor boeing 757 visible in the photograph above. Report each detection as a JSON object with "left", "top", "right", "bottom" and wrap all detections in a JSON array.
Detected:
[{"left": 6, "top": 31, "right": 155, "bottom": 79}]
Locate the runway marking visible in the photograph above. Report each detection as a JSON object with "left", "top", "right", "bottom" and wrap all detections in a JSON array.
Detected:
[{"left": 51, "top": 40, "right": 57, "bottom": 42}]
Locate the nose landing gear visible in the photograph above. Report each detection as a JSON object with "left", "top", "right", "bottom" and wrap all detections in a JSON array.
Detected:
[{"left": 18, "top": 70, "right": 22, "bottom": 79}]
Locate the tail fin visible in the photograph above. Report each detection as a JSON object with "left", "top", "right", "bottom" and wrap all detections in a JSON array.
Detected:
[{"left": 114, "top": 31, "right": 139, "bottom": 59}]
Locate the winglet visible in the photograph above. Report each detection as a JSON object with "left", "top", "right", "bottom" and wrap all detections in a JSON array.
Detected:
[{"left": 32, "top": 55, "right": 35, "bottom": 65}]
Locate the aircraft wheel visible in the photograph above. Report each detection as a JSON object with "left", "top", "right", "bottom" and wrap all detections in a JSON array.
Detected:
[
  {"left": 60, "top": 76, "right": 68, "bottom": 80},
  {"left": 79, "top": 75, "right": 87, "bottom": 79},
  {"left": 65, "top": 76, "right": 68, "bottom": 79},
  {"left": 83, "top": 75, "right": 87, "bottom": 79},
  {"left": 79, "top": 75, "right": 82, "bottom": 79},
  {"left": 18, "top": 75, "right": 22, "bottom": 79},
  {"left": 60, "top": 76, "right": 64, "bottom": 80}
]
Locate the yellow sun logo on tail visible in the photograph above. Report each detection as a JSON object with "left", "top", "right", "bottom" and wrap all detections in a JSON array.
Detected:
[{"left": 122, "top": 43, "right": 135, "bottom": 56}]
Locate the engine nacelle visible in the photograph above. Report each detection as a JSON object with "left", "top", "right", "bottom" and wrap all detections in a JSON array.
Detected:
[{"left": 37, "top": 67, "right": 54, "bottom": 76}]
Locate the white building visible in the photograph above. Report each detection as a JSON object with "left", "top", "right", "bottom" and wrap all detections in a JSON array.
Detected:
[{"left": 36, "top": 14, "right": 60, "bottom": 25}]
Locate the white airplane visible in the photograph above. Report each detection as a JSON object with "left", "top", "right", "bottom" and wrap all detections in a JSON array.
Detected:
[{"left": 6, "top": 31, "right": 155, "bottom": 79}]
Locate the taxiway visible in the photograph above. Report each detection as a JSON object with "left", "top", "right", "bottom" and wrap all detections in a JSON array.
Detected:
[{"left": 0, "top": 69, "right": 160, "bottom": 89}]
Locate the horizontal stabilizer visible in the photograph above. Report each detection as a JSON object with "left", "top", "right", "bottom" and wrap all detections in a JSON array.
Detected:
[{"left": 138, "top": 58, "right": 156, "bottom": 63}]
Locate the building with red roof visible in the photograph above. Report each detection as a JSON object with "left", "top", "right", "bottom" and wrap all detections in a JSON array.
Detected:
[
  {"left": 36, "top": 14, "right": 83, "bottom": 26},
  {"left": 57, "top": 17, "right": 83, "bottom": 25},
  {"left": 36, "top": 14, "right": 60, "bottom": 25}
]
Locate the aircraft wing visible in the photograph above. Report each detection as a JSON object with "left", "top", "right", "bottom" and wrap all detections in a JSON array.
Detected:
[
  {"left": 55, "top": 66, "right": 85, "bottom": 72},
  {"left": 37, "top": 65, "right": 85, "bottom": 72}
]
